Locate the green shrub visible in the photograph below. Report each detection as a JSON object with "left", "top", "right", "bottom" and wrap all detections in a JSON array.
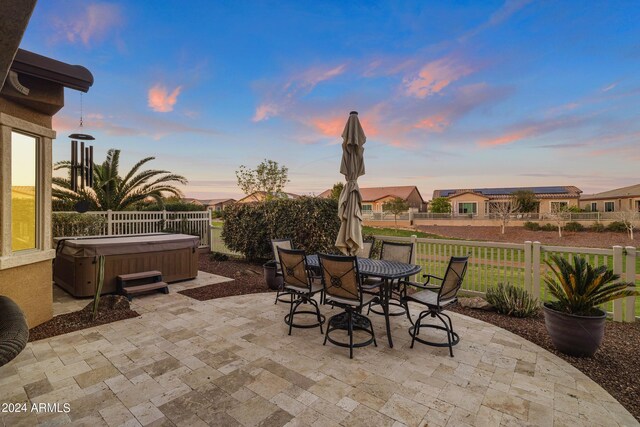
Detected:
[
  {"left": 589, "top": 222, "right": 606, "bottom": 232},
  {"left": 139, "top": 201, "right": 207, "bottom": 211},
  {"left": 523, "top": 221, "right": 541, "bottom": 231},
  {"left": 606, "top": 221, "right": 627, "bottom": 232},
  {"left": 564, "top": 221, "right": 585, "bottom": 232},
  {"left": 541, "top": 223, "right": 556, "bottom": 232},
  {"left": 222, "top": 197, "right": 341, "bottom": 260},
  {"left": 485, "top": 283, "right": 539, "bottom": 318},
  {"left": 52, "top": 213, "right": 106, "bottom": 240}
]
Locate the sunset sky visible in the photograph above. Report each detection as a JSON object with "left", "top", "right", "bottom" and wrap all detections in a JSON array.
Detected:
[{"left": 20, "top": 0, "right": 640, "bottom": 200}]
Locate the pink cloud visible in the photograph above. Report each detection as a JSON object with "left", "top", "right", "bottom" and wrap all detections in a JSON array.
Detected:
[
  {"left": 51, "top": 2, "right": 123, "bottom": 47},
  {"left": 148, "top": 85, "right": 182, "bottom": 113},
  {"left": 414, "top": 114, "right": 449, "bottom": 132},
  {"left": 253, "top": 104, "right": 280, "bottom": 122},
  {"left": 477, "top": 117, "right": 584, "bottom": 147},
  {"left": 253, "top": 64, "right": 346, "bottom": 122},
  {"left": 404, "top": 57, "right": 474, "bottom": 98}
]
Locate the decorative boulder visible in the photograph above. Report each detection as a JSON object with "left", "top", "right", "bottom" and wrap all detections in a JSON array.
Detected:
[{"left": 458, "top": 297, "right": 493, "bottom": 311}]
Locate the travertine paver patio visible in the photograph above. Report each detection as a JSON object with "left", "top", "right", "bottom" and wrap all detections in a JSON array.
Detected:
[{"left": 1, "top": 272, "right": 636, "bottom": 427}]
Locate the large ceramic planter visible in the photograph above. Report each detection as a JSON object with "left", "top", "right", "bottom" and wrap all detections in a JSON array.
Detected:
[
  {"left": 263, "top": 261, "right": 283, "bottom": 291},
  {"left": 542, "top": 303, "right": 606, "bottom": 357}
]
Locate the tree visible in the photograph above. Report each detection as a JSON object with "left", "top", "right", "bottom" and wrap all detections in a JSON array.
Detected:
[
  {"left": 53, "top": 149, "right": 187, "bottom": 211},
  {"left": 513, "top": 190, "right": 539, "bottom": 213},
  {"left": 330, "top": 182, "right": 344, "bottom": 201},
  {"left": 235, "top": 159, "right": 289, "bottom": 198},
  {"left": 429, "top": 197, "right": 451, "bottom": 214},
  {"left": 616, "top": 210, "right": 639, "bottom": 240},
  {"left": 490, "top": 198, "right": 521, "bottom": 234},
  {"left": 547, "top": 205, "right": 570, "bottom": 237},
  {"left": 382, "top": 197, "right": 410, "bottom": 229}
]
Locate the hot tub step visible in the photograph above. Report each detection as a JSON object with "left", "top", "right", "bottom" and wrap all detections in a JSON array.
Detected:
[
  {"left": 117, "top": 271, "right": 168, "bottom": 301},
  {"left": 118, "top": 270, "right": 162, "bottom": 282},
  {"left": 121, "top": 281, "right": 169, "bottom": 296}
]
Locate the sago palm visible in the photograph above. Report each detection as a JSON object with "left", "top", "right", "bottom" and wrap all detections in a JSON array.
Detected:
[
  {"left": 543, "top": 254, "right": 637, "bottom": 316},
  {"left": 53, "top": 149, "right": 187, "bottom": 211}
]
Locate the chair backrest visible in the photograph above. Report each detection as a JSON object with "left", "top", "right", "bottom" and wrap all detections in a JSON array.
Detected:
[
  {"left": 438, "top": 256, "right": 469, "bottom": 303},
  {"left": 380, "top": 241, "right": 413, "bottom": 263},
  {"left": 277, "top": 247, "right": 310, "bottom": 290},
  {"left": 271, "top": 238, "right": 293, "bottom": 269},
  {"left": 318, "top": 254, "right": 362, "bottom": 304},
  {"left": 356, "top": 240, "right": 374, "bottom": 258}
]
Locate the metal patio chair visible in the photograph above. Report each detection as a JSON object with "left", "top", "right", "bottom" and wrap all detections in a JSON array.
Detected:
[
  {"left": 401, "top": 256, "right": 469, "bottom": 357},
  {"left": 318, "top": 253, "right": 377, "bottom": 359},
  {"left": 278, "top": 247, "right": 325, "bottom": 335},
  {"left": 271, "top": 238, "right": 293, "bottom": 304},
  {"left": 365, "top": 240, "right": 414, "bottom": 316}
]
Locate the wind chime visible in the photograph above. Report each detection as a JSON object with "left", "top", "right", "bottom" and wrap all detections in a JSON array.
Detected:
[{"left": 69, "top": 94, "right": 95, "bottom": 212}]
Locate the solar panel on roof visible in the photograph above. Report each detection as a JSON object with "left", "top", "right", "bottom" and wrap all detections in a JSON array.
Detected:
[{"left": 437, "top": 186, "right": 570, "bottom": 196}]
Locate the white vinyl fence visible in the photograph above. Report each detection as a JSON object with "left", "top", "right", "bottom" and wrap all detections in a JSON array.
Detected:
[
  {"left": 373, "top": 235, "right": 638, "bottom": 322},
  {"left": 53, "top": 210, "right": 212, "bottom": 247}
]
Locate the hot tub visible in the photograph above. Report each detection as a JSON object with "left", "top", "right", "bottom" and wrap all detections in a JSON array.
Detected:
[{"left": 54, "top": 234, "right": 199, "bottom": 297}]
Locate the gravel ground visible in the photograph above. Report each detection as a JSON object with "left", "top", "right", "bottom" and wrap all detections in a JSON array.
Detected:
[
  {"left": 29, "top": 296, "right": 139, "bottom": 342},
  {"left": 179, "top": 255, "right": 274, "bottom": 301},
  {"left": 416, "top": 225, "right": 634, "bottom": 248},
  {"left": 449, "top": 304, "right": 640, "bottom": 421}
]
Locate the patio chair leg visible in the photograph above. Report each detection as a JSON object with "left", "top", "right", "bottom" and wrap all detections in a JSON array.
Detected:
[
  {"left": 348, "top": 310, "right": 354, "bottom": 359},
  {"left": 310, "top": 297, "right": 324, "bottom": 334},
  {"left": 288, "top": 297, "right": 302, "bottom": 336},
  {"left": 435, "top": 312, "right": 454, "bottom": 357},
  {"left": 410, "top": 313, "right": 420, "bottom": 349}
]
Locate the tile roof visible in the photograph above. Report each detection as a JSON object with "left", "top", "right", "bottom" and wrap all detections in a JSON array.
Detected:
[
  {"left": 198, "top": 198, "right": 236, "bottom": 205},
  {"left": 319, "top": 186, "right": 423, "bottom": 202},
  {"left": 580, "top": 183, "right": 640, "bottom": 200}
]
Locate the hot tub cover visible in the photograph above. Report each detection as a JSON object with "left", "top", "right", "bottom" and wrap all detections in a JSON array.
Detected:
[{"left": 56, "top": 233, "right": 199, "bottom": 257}]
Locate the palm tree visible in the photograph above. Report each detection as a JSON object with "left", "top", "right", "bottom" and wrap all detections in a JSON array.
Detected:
[{"left": 53, "top": 149, "right": 187, "bottom": 211}]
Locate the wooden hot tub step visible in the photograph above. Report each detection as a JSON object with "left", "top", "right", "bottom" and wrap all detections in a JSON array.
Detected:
[{"left": 117, "top": 271, "right": 168, "bottom": 300}]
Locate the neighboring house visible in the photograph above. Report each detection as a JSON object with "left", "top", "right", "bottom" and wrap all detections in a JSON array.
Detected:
[
  {"left": 0, "top": 5, "right": 94, "bottom": 328},
  {"left": 182, "top": 198, "right": 204, "bottom": 205},
  {"left": 236, "top": 191, "right": 300, "bottom": 204},
  {"left": 579, "top": 183, "right": 640, "bottom": 213},
  {"left": 198, "top": 198, "right": 236, "bottom": 212},
  {"left": 319, "top": 185, "right": 427, "bottom": 212},
  {"left": 432, "top": 186, "right": 582, "bottom": 217}
]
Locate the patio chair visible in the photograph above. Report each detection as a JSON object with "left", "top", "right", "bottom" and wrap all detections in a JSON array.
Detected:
[
  {"left": 355, "top": 239, "right": 375, "bottom": 258},
  {"left": 400, "top": 256, "right": 469, "bottom": 357},
  {"left": 0, "top": 296, "right": 29, "bottom": 367},
  {"left": 318, "top": 253, "right": 377, "bottom": 359},
  {"left": 271, "top": 238, "right": 293, "bottom": 304},
  {"left": 278, "top": 247, "right": 325, "bottom": 335},
  {"left": 365, "top": 241, "right": 414, "bottom": 316}
]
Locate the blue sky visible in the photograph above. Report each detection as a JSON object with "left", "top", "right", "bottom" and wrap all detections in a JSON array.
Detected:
[{"left": 21, "top": 0, "right": 640, "bottom": 199}]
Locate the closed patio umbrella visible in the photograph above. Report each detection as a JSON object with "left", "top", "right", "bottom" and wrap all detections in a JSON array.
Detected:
[{"left": 335, "top": 111, "right": 366, "bottom": 255}]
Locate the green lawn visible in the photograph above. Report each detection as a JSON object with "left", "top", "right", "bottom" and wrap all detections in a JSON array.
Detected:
[
  {"left": 362, "top": 226, "right": 446, "bottom": 239},
  {"left": 211, "top": 220, "right": 223, "bottom": 228}
]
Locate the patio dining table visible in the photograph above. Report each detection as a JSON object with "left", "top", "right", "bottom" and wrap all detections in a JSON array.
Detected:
[{"left": 305, "top": 254, "right": 422, "bottom": 348}]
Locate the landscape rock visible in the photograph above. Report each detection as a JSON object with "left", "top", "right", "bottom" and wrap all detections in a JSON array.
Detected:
[{"left": 458, "top": 297, "right": 493, "bottom": 311}]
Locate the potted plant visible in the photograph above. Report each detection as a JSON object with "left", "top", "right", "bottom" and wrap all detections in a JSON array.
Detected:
[
  {"left": 542, "top": 254, "right": 638, "bottom": 356},
  {"left": 263, "top": 260, "right": 283, "bottom": 290}
]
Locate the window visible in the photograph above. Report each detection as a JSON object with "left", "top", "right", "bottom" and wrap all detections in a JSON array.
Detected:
[
  {"left": 605, "top": 202, "right": 615, "bottom": 212},
  {"left": 550, "top": 201, "right": 568, "bottom": 212},
  {"left": 590, "top": 202, "right": 597, "bottom": 212},
  {"left": 362, "top": 204, "right": 372, "bottom": 212},
  {"left": 11, "top": 132, "right": 38, "bottom": 252},
  {"left": 458, "top": 202, "right": 477, "bottom": 215}
]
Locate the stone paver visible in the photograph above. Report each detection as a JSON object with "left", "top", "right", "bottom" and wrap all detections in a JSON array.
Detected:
[{"left": 1, "top": 271, "right": 636, "bottom": 427}]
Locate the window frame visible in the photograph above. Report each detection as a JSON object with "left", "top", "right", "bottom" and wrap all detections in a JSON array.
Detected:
[
  {"left": 457, "top": 201, "right": 478, "bottom": 216},
  {"left": 604, "top": 201, "right": 615, "bottom": 212},
  {"left": 0, "top": 113, "right": 56, "bottom": 270},
  {"left": 10, "top": 130, "right": 40, "bottom": 252},
  {"left": 590, "top": 202, "right": 597, "bottom": 212}
]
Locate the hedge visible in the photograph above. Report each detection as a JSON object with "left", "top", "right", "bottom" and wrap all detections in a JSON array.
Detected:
[
  {"left": 222, "top": 197, "right": 341, "bottom": 260},
  {"left": 52, "top": 213, "right": 106, "bottom": 240}
]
